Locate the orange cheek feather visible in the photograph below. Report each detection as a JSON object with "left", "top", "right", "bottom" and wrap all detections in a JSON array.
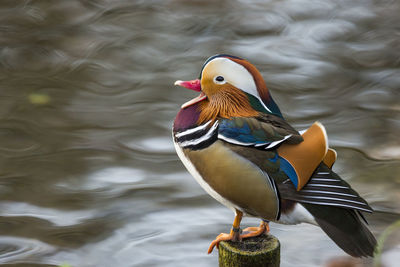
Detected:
[{"left": 198, "top": 83, "right": 259, "bottom": 124}]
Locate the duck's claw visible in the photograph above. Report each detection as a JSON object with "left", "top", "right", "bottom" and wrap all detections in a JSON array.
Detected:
[
  {"left": 207, "top": 230, "right": 241, "bottom": 254},
  {"left": 208, "top": 221, "right": 270, "bottom": 254},
  {"left": 208, "top": 210, "right": 244, "bottom": 254},
  {"left": 242, "top": 221, "right": 269, "bottom": 238}
]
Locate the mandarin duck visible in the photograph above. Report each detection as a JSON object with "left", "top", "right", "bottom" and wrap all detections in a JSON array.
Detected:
[{"left": 172, "top": 54, "right": 376, "bottom": 257}]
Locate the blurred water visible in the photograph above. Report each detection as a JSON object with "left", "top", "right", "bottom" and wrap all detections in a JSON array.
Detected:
[{"left": 0, "top": 0, "right": 399, "bottom": 266}]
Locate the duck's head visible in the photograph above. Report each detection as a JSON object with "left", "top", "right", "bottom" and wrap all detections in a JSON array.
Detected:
[{"left": 175, "top": 54, "right": 282, "bottom": 123}]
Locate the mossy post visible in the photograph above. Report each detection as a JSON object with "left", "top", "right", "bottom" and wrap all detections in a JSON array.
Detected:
[{"left": 218, "top": 235, "right": 280, "bottom": 267}]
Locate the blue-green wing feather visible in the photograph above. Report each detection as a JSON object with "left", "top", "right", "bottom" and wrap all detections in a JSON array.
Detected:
[{"left": 218, "top": 115, "right": 302, "bottom": 149}]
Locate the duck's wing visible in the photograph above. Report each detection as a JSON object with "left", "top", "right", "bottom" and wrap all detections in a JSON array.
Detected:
[
  {"left": 219, "top": 117, "right": 331, "bottom": 191},
  {"left": 218, "top": 114, "right": 303, "bottom": 149}
]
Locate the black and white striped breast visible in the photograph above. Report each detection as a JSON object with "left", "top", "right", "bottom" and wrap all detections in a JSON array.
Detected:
[{"left": 174, "top": 120, "right": 219, "bottom": 150}]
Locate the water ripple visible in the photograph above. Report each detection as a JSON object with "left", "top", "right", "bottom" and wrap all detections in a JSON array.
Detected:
[{"left": 0, "top": 236, "right": 55, "bottom": 264}]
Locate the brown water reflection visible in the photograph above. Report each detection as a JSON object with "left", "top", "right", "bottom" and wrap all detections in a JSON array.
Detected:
[{"left": 0, "top": 0, "right": 399, "bottom": 266}]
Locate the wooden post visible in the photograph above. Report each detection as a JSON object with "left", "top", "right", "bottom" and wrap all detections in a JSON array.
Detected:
[{"left": 218, "top": 235, "right": 280, "bottom": 267}]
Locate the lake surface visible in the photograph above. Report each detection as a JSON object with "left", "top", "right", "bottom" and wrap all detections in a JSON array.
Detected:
[{"left": 0, "top": 0, "right": 399, "bottom": 266}]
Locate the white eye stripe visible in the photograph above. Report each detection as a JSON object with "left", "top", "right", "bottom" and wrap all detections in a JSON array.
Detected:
[
  {"left": 204, "top": 58, "right": 256, "bottom": 93},
  {"left": 213, "top": 75, "right": 226, "bottom": 84}
]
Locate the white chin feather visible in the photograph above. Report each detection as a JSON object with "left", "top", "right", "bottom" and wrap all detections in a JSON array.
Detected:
[{"left": 181, "top": 93, "right": 207, "bottom": 108}]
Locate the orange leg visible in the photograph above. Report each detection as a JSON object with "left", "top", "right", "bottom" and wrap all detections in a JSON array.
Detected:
[
  {"left": 207, "top": 210, "right": 243, "bottom": 254},
  {"left": 242, "top": 220, "right": 270, "bottom": 238}
]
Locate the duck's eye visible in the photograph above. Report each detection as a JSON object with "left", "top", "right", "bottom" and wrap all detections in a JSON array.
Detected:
[{"left": 214, "top": 76, "right": 226, "bottom": 84}]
